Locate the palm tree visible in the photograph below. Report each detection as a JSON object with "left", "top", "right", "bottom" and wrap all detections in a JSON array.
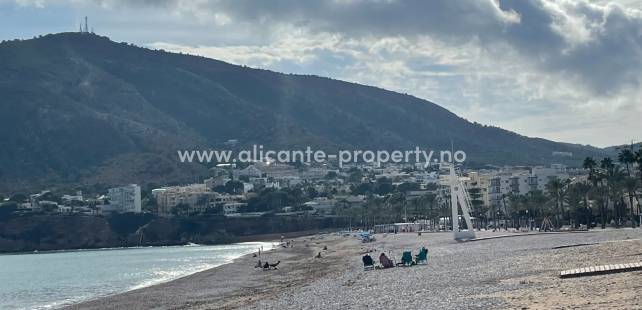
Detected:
[
  {"left": 624, "top": 177, "right": 639, "bottom": 227},
  {"left": 635, "top": 149, "right": 642, "bottom": 218},
  {"left": 546, "top": 178, "right": 570, "bottom": 227},
  {"left": 601, "top": 157, "right": 614, "bottom": 172},
  {"left": 618, "top": 149, "right": 636, "bottom": 176},
  {"left": 526, "top": 190, "right": 547, "bottom": 227},
  {"left": 601, "top": 158, "right": 627, "bottom": 227},
  {"left": 598, "top": 158, "right": 615, "bottom": 228},
  {"left": 583, "top": 157, "right": 598, "bottom": 186},
  {"left": 618, "top": 149, "right": 639, "bottom": 227},
  {"left": 413, "top": 193, "right": 437, "bottom": 229},
  {"left": 507, "top": 193, "right": 523, "bottom": 228},
  {"left": 575, "top": 182, "right": 593, "bottom": 229},
  {"left": 636, "top": 149, "right": 642, "bottom": 182},
  {"left": 608, "top": 175, "right": 626, "bottom": 227}
]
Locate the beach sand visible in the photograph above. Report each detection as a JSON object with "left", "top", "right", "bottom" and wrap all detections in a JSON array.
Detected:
[{"left": 67, "top": 229, "right": 642, "bottom": 309}]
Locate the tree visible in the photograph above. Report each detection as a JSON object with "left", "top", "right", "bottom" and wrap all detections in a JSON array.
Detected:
[
  {"left": 244, "top": 188, "right": 292, "bottom": 212},
  {"left": 350, "top": 183, "right": 373, "bottom": 195},
  {"left": 583, "top": 157, "right": 598, "bottom": 186},
  {"left": 618, "top": 149, "right": 636, "bottom": 177},
  {"left": 9, "top": 193, "right": 27, "bottom": 203},
  {"left": 325, "top": 171, "right": 338, "bottom": 179},
  {"left": 566, "top": 183, "right": 585, "bottom": 228},
  {"left": 467, "top": 188, "right": 486, "bottom": 229},
  {"left": 143, "top": 196, "right": 158, "bottom": 213},
  {"left": 305, "top": 186, "right": 319, "bottom": 199},
  {"left": 636, "top": 149, "right": 642, "bottom": 183},
  {"left": 618, "top": 149, "right": 639, "bottom": 227},
  {"left": 575, "top": 182, "right": 593, "bottom": 229},
  {"left": 623, "top": 177, "right": 639, "bottom": 227},
  {"left": 0, "top": 201, "right": 18, "bottom": 219},
  {"left": 606, "top": 174, "right": 625, "bottom": 227},
  {"left": 545, "top": 178, "right": 570, "bottom": 227},
  {"left": 214, "top": 180, "right": 244, "bottom": 195},
  {"left": 172, "top": 203, "right": 190, "bottom": 216},
  {"left": 396, "top": 182, "right": 420, "bottom": 193},
  {"left": 600, "top": 158, "right": 627, "bottom": 227},
  {"left": 374, "top": 177, "right": 393, "bottom": 196},
  {"left": 635, "top": 148, "right": 642, "bottom": 214},
  {"left": 347, "top": 168, "right": 363, "bottom": 183},
  {"left": 507, "top": 193, "right": 526, "bottom": 229},
  {"left": 385, "top": 192, "right": 407, "bottom": 221}
]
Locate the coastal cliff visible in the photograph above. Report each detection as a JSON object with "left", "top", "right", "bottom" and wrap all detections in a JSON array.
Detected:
[{"left": 0, "top": 214, "right": 344, "bottom": 253}]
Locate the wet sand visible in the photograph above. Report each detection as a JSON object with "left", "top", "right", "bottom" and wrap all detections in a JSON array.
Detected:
[{"left": 67, "top": 229, "right": 642, "bottom": 309}]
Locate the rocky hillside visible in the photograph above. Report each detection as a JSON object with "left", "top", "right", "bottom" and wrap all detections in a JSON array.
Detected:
[{"left": 0, "top": 33, "right": 605, "bottom": 192}]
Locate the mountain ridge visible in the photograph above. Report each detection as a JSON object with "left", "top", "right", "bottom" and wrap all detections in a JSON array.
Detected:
[{"left": 0, "top": 32, "right": 606, "bottom": 192}]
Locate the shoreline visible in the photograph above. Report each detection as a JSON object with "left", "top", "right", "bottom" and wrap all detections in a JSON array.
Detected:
[
  {"left": 59, "top": 232, "right": 337, "bottom": 309},
  {"left": 0, "top": 229, "right": 327, "bottom": 256},
  {"left": 65, "top": 232, "right": 353, "bottom": 309},
  {"left": 65, "top": 229, "right": 642, "bottom": 309},
  {"left": 50, "top": 240, "right": 280, "bottom": 309}
]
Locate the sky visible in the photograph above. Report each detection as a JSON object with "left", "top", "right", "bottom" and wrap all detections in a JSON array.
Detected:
[{"left": 1, "top": 0, "right": 641, "bottom": 148}]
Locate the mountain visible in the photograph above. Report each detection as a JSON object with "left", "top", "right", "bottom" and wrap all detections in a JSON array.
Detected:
[
  {"left": 0, "top": 32, "right": 606, "bottom": 192},
  {"left": 603, "top": 142, "right": 642, "bottom": 157}
]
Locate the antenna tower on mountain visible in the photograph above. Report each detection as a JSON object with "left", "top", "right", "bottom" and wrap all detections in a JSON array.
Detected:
[{"left": 79, "top": 16, "right": 91, "bottom": 34}]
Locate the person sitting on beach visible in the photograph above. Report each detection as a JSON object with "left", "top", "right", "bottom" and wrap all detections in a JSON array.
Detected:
[
  {"left": 362, "top": 254, "right": 374, "bottom": 266},
  {"left": 263, "top": 262, "right": 270, "bottom": 269},
  {"left": 379, "top": 253, "right": 394, "bottom": 269},
  {"left": 255, "top": 260, "right": 262, "bottom": 268}
]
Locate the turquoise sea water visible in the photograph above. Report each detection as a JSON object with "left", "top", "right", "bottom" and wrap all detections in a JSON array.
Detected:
[{"left": 0, "top": 242, "right": 273, "bottom": 309}]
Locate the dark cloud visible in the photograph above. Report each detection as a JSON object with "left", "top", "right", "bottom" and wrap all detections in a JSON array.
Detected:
[
  {"left": 7, "top": 0, "right": 641, "bottom": 145},
  {"left": 144, "top": 0, "right": 640, "bottom": 96}
]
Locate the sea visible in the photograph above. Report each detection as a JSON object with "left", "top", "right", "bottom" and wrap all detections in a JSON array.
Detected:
[{"left": 0, "top": 242, "right": 274, "bottom": 309}]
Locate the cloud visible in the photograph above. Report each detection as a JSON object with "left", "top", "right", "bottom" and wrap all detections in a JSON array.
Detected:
[
  {"left": 3, "top": 0, "right": 642, "bottom": 146},
  {"left": 166, "top": 0, "right": 642, "bottom": 97}
]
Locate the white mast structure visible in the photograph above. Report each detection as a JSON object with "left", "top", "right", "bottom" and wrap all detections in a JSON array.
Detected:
[{"left": 444, "top": 162, "right": 476, "bottom": 241}]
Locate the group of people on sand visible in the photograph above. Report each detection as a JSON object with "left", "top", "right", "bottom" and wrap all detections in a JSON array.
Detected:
[
  {"left": 255, "top": 259, "right": 280, "bottom": 270},
  {"left": 362, "top": 246, "right": 428, "bottom": 270}
]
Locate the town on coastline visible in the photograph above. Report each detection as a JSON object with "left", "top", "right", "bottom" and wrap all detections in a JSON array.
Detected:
[{"left": 2, "top": 147, "right": 641, "bottom": 234}]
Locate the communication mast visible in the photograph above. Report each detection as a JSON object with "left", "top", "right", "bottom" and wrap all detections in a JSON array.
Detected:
[{"left": 79, "top": 16, "right": 91, "bottom": 34}]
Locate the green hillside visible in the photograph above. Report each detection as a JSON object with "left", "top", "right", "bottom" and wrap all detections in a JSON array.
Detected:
[{"left": 0, "top": 33, "right": 605, "bottom": 192}]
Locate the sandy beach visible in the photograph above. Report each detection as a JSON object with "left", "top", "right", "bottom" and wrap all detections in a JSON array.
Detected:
[{"left": 67, "top": 229, "right": 642, "bottom": 309}]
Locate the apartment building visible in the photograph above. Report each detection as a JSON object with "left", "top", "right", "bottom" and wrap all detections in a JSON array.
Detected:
[{"left": 107, "top": 184, "right": 141, "bottom": 213}]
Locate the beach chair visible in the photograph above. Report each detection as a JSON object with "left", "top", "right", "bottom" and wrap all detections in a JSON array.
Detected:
[
  {"left": 400, "top": 251, "right": 413, "bottom": 266},
  {"left": 415, "top": 247, "right": 428, "bottom": 265}
]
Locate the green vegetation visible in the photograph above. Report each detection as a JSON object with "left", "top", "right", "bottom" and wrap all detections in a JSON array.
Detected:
[
  {"left": 497, "top": 151, "right": 641, "bottom": 230},
  {"left": 0, "top": 32, "right": 606, "bottom": 193},
  {"left": 333, "top": 150, "right": 641, "bottom": 231}
]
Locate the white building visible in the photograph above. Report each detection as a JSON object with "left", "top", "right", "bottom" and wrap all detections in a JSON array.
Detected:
[
  {"left": 57, "top": 205, "right": 73, "bottom": 213},
  {"left": 304, "top": 197, "right": 336, "bottom": 215},
  {"left": 531, "top": 166, "right": 569, "bottom": 191},
  {"left": 61, "top": 191, "right": 83, "bottom": 204},
  {"left": 107, "top": 184, "right": 141, "bottom": 213},
  {"left": 152, "top": 184, "right": 219, "bottom": 215},
  {"left": 222, "top": 202, "right": 246, "bottom": 215},
  {"left": 234, "top": 165, "right": 263, "bottom": 178},
  {"left": 242, "top": 182, "right": 254, "bottom": 193},
  {"left": 487, "top": 165, "right": 570, "bottom": 208}
]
